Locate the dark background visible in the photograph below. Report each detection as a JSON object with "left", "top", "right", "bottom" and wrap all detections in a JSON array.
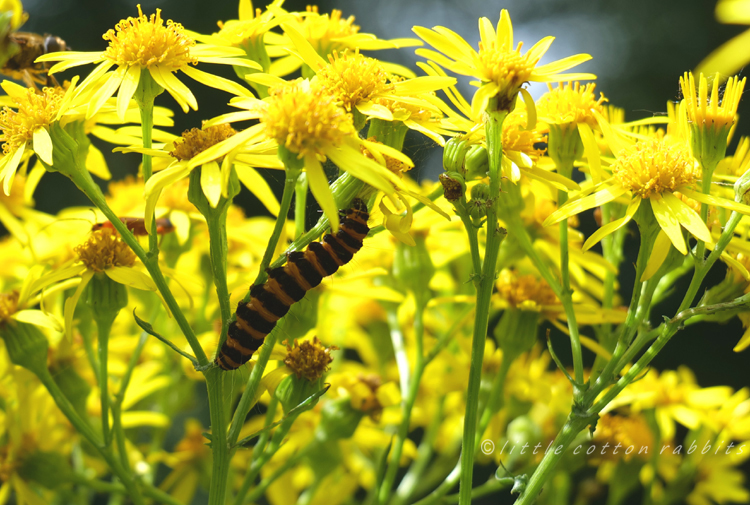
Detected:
[{"left": 10, "top": 0, "right": 750, "bottom": 500}]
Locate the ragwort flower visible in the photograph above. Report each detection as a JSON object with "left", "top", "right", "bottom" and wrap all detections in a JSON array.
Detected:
[
  {"left": 37, "top": 5, "right": 260, "bottom": 118},
  {"left": 414, "top": 10, "right": 595, "bottom": 116}
]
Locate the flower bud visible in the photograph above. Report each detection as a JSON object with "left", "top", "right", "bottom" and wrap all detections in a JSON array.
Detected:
[
  {"left": 392, "top": 231, "right": 435, "bottom": 304},
  {"left": 546, "top": 123, "right": 584, "bottom": 176},
  {"left": 0, "top": 319, "right": 49, "bottom": 376},
  {"left": 274, "top": 374, "right": 324, "bottom": 415},
  {"left": 464, "top": 144, "right": 489, "bottom": 178},
  {"left": 17, "top": 450, "right": 74, "bottom": 488},
  {"left": 314, "top": 397, "right": 366, "bottom": 442},
  {"left": 470, "top": 182, "right": 491, "bottom": 202},
  {"left": 443, "top": 137, "right": 471, "bottom": 173},
  {"left": 86, "top": 272, "right": 128, "bottom": 322},
  {"left": 439, "top": 171, "right": 465, "bottom": 202},
  {"left": 735, "top": 167, "right": 750, "bottom": 205}
]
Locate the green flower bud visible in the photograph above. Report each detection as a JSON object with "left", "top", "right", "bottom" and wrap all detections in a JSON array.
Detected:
[
  {"left": 443, "top": 137, "right": 471, "bottom": 173},
  {"left": 439, "top": 171, "right": 466, "bottom": 202},
  {"left": 470, "top": 182, "right": 491, "bottom": 202},
  {"left": 233, "top": 36, "right": 271, "bottom": 98},
  {"left": 494, "top": 308, "right": 540, "bottom": 360},
  {"left": 467, "top": 199, "right": 488, "bottom": 219},
  {"left": 314, "top": 397, "right": 366, "bottom": 443},
  {"left": 735, "top": 167, "right": 750, "bottom": 205},
  {"left": 504, "top": 415, "right": 543, "bottom": 467},
  {"left": 546, "top": 123, "right": 584, "bottom": 176},
  {"left": 17, "top": 451, "right": 74, "bottom": 488},
  {"left": 0, "top": 319, "right": 49, "bottom": 376},
  {"left": 274, "top": 374, "right": 325, "bottom": 415},
  {"left": 86, "top": 272, "right": 128, "bottom": 322},
  {"left": 465, "top": 144, "right": 489, "bottom": 179},
  {"left": 392, "top": 232, "right": 435, "bottom": 304}
]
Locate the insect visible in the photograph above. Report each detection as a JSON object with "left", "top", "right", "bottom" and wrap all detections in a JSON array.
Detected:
[
  {"left": 1, "top": 32, "right": 69, "bottom": 88},
  {"left": 216, "top": 198, "right": 370, "bottom": 370},
  {"left": 92, "top": 217, "right": 175, "bottom": 236}
]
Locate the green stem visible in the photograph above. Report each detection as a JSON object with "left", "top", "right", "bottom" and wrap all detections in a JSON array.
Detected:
[
  {"left": 113, "top": 331, "right": 148, "bottom": 471},
  {"left": 295, "top": 172, "right": 308, "bottom": 239},
  {"left": 244, "top": 446, "right": 310, "bottom": 504},
  {"left": 135, "top": 75, "right": 159, "bottom": 254},
  {"left": 96, "top": 315, "right": 114, "bottom": 448},
  {"left": 458, "top": 106, "right": 508, "bottom": 505},
  {"left": 253, "top": 166, "right": 300, "bottom": 286},
  {"left": 227, "top": 327, "right": 280, "bottom": 448},
  {"left": 379, "top": 301, "right": 427, "bottom": 504},
  {"left": 445, "top": 477, "right": 515, "bottom": 504},
  {"left": 695, "top": 160, "right": 719, "bottom": 266},
  {"left": 84, "top": 188, "right": 208, "bottom": 366},
  {"left": 206, "top": 207, "right": 232, "bottom": 344},
  {"left": 206, "top": 367, "right": 230, "bottom": 505},
  {"left": 36, "top": 367, "right": 145, "bottom": 505},
  {"left": 392, "top": 398, "right": 445, "bottom": 505}
]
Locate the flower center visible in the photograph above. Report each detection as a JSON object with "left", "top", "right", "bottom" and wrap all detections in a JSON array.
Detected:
[
  {"left": 171, "top": 124, "right": 237, "bottom": 161},
  {"left": 262, "top": 79, "right": 354, "bottom": 157},
  {"left": 0, "top": 86, "right": 65, "bottom": 155},
  {"left": 316, "top": 51, "right": 394, "bottom": 112},
  {"left": 503, "top": 108, "right": 545, "bottom": 159},
  {"left": 75, "top": 229, "right": 137, "bottom": 272},
  {"left": 496, "top": 269, "right": 559, "bottom": 310},
  {"left": 283, "top": 337, "right": 337, "bottom": 381},
  {"left": 361, "top": 137, "right": 410, "bottom": 175},
  {"left": 536, "top": 82, "right": 607, "bottom": 126},
  {"left": 0, "top": 291, "right": 19, "bottom": 322},
  {"left": 102, "top": 5, "right": 197, "bottom": 70},
  {"left": 612, "top": 138, "right": 699, "bottom": 198},
  {"left": 477, "top": 42, "right": 534, "bottom": 96}
]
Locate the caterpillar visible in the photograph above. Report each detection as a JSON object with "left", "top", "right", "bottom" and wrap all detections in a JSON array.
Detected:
[
  {"left": 92, "top": 217, "right": 175, "bottom": 236},
  {"left": 216, "top": 198, "right": 370, "bottom": 370}
]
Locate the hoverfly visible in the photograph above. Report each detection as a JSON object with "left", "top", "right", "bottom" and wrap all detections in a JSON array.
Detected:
[{"left": 1, "top": 32, "right": 69, "bottom": 88}]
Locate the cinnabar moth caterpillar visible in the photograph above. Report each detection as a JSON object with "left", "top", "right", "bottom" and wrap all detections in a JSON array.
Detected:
[
  {"left": 92, "top": 217, "right": 175, "bottom": 236},
  {"left": 216, "top": 198, "right": 370, "bottom": 370}
]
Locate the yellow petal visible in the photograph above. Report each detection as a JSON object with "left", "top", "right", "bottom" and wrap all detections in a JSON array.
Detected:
[
  {"left": 583, "top": 198, "right": 639, "bottom": 251},
  {"left": 651, "top": 196, "right": 687, "bottom": 254},
  {"left": 681, "top": 187, "right": 750, "bottom": 216},
  {"left": 64, "top": 271, "right": 93, "bottom": 340},
  {"left": 117, "top": 65, "right": 141, "bottom": 121},
  {"left": 662, "top": 192, "right": 711, "bottom": 243},
  {"left": 104, "top": 266, "right": 157, "bottom": 291},
  {"left": 1, "top": 142, "right": 26, "bottom": 195},
  {"left": 235, "top": 164, "right": 280, "bottom": 217},
  {"left": 280, "top": 22, "right": 328, "bottom": 71},
  {"left": 86, "top": 143, "right": 112, "bottom": 180},
  {"left": 578, "top": 122, "right": 603, "bottom": 184},
  {"left": 121, "top": 411, "right": 170, "bottom": 429},
  {"left": 641, "top": 230, "right": 672, "bottom": 282},
  {"left": 200, "top": 160, "right": 222, "bottom": 208},
  {"left": 13, "top": 309, "right": 63, "bottom": 332},
  {"left": 87, "top": 68, "right": 125, "bottom": 119},
  {"left": 32, "top": 127, "right": 53, "bottom": 165},
  {"left": 181, "top": 65, "right": 252, "bottom": 98},
  {"left": 356, "top": 101, "right": 394, "bottom": 121},
  {"left": 544, "top": 185, "right": 627, "bottom": 226},
  {"left": 170, "top": 210, "right": 191, "bottom": 246},
  {"left": 305, "top": 154, "right": 339, "bottom": 232}
]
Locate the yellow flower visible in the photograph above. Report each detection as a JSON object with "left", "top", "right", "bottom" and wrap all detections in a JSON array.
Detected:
[
  {"left": 32, "top": 228, "right": 159, "bottom": 339},
  {"left": 545, "top": 135, "right": 750, "bottom": 262},
  {"left": 37, "top": 6, "right": 260, "bottom": 118},
  {"left": 266, "top": 6, "right": 421, "bottom": 77},
  {"left": 211, "top": 78, "right": 410, "bottom": 231},
  {"left": 116, "top": 122, "right": 282, "bottom": 234},
  {"left": 210, "top": 0, "right": 287, "bottom": 50},
  {"left": 414, "top": 10, "right": 595, "bottom": 116},
  {"left": 0, "top": 79, "right": 175, "bottom": 197},
  {"left": 681, "top": 72, "right": 745, "bottom": 137}
]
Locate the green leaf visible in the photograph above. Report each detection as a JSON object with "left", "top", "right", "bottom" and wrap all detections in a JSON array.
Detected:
[
  {"left": 236, "top": 384, "right": 330, "bottom": 448},
  {"left": 133, "top": 309, "right": 198, "bottom": 366}
]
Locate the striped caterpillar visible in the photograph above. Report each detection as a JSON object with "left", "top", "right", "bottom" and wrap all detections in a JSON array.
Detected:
[{"left": 216, "top": 198, "right": 370, "bottom": 370}]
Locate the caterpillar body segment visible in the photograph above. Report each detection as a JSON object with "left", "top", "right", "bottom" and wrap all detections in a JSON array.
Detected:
[{"left": 217, "top": 198, "right": 370, "bottom": 370}]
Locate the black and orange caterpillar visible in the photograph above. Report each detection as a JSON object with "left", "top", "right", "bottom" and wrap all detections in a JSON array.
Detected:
[{"left": 216, "top": 198, "right": 370, "bottom": 370}]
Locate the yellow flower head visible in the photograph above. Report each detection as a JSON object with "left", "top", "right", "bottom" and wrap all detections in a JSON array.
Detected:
[
  {"left": 292, "top": 7, "right": 361, "bottom": 55},
  {"left": 102, "top": 6, "right": 196, "bottom": 70},
  {"left": 502, "top": 107, "right": 546, "bottom": 161},
  {"left": 0, "top": 86, "right": 64, "bottom": 156},
  {"left": 171, "top": 124, "right": 237, "bottom": 161},
  {"left": 283, "top": 337, "right": 337, "bottom": 381},
  {"left": 680, "top": 72, "right": 745, "bottom": 133},
  {"left": 216, "top": 0, "right": 285, "bottom": 47},
  {"left": 414, "top": 10, "right": 595, "bottom": 115},
  {"left": 75, "top": 228, "right": 137, "bottom": 272},
  {"left": 536, "top": 82, "right": 607, "bottom": 127},
  {"left": 496, "top": 269, "right": 559, "bottom": 311},
  {"left": 262, "top": 78, "right": 354, "bottom": 157},
  {"left": 361, "top": 137, "right": 411, "bottom": 175},
  {"left": 317, "top": 50, "right": 394, "bottom": 112},
  {"left": 612, "top": 138, "right": 699, "bottom": 198},
  {"left": 0, "top": 290, "right": 19, "bottom": 323},
  {"left": 593, "top": 413, "right": 654, "bottom": 461}
]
